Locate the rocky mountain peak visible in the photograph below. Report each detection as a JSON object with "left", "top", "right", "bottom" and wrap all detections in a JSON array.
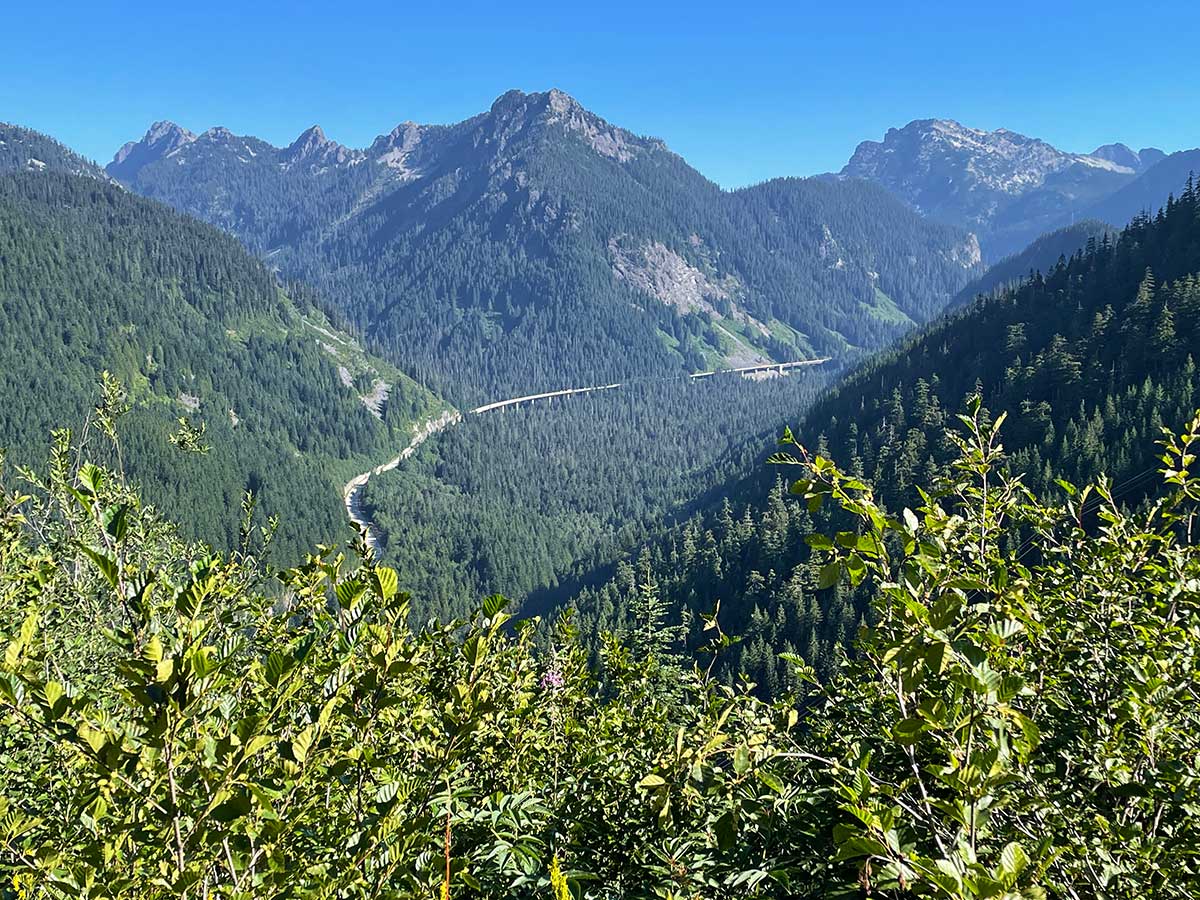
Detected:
[
  {"left": 546, "top": 88, "right": 583, "bottom": 116},
  {"left": 1137, "top": 147, "right": 1167, "bottom": 169},
  {"left": 1092, "top": 143, "right": 1166, "bottom": 172},
  {"left": 1092, "top": 142, "right": 1141, "bottom": 169},
  {"left": 368, "top": 122, "right": 426, "bottom": 174},
  {"left": 144, "top": 120, "right": 196, "bottom": 146},
  {"left": 111, "top": 120, "right": 195, "bottom": 163},
  {"left": 484, "top": 88, "right": 643, "bottom": 163},
  {"left": 283, "top": 124, "right": 359, "bottom": 168},
  {"left": 841, "top": 117, "right": 1151, "bottom": 257},
  {"left": 295, "top": 124, "right": 328, "bottom": 146},
  {"left": 108, "top": 120, "right": 198, "bottom": 179}
]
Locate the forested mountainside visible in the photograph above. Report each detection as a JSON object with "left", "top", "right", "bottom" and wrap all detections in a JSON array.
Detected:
[
  {"left": 573, "top": 177, "right": 1200, "bottom": 693},
  {"left": 0, "top": 167, "right": 441, "bottom": 559},
  {"left": 108, "top": 90, "right": 982, "bottom": 403},
  {"left": 840, "top": 118, "right": 1183, "bottom": 259},
  {"left": 948, "top": 219, "right": 1112, "bottom": 309},
  {"left": 0, "top": 122, "right": 110, "bottom": 180},
  {"left": 358, "top": 368, "right": 832, "bottom": 620}
]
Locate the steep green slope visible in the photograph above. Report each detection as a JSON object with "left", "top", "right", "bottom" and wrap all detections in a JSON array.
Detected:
[
  {"left": 573, "top": 177, "right": 1200, "bottom": 692},
  {"left": 0, "top": 168, "right": 441, "bottom": 559},
  {"left": 109, "top": 90, "right": 981, "bottom": 403},
  {"left": 948, "top": 219, "right": 1112, "bottom": 309},
  {"left": 799, "top": 184, "right": 1200, "bottom": 502}
]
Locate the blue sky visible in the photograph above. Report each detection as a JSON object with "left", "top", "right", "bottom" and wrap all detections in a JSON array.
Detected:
[{"left": 4, "top": 0, "right": 1197, "bottom": 187}]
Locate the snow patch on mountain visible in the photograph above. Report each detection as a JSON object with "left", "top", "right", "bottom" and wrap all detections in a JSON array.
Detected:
[{"left": 846, "top": 119, "right": 1140, "bottom": 197}]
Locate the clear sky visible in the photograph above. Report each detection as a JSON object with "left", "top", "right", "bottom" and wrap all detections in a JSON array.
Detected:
[{"left": 4, "top": 0, "right": 1197, "bottom": 188}]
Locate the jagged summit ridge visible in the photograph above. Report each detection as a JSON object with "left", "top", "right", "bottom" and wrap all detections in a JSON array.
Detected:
[
  {"left": 143, "top": 120, "right": 197, "bottom": 148},
  {"left": 840, "top": 117, "right": 1166, "bottom": 257},
  {"left": 284, "top": 124, "right": 362, "bottom": 169},
  {"left": 107, "top": 89, "right": 658, "bottom": 184},
  {"left": 845, "top": 118, "right": 1135, "bottom": 196},
  {"left": 108, "top": 120, "right": 196, "bottom": 178}
]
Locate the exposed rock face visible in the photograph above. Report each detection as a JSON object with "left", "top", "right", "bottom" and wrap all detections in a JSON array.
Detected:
[
  {"left": 610, "top": 237, "right": 732, "bottom": 315},
  {"left": 1091, "top": 143, "right": 1166, "bottom": 172},
  {"left": 284, "top": 125, "right": 362, "bottom": 170},
  {"left": 817, "top": 224, "right": 846, "bottom": 270},
  {"left": 840, "top": 118, "right": 1157, "bottom": 257},
  {"left": 948, "top": 233, "right": 982, "bottom": 269},
  {"left": 108, "top": 120, "right": 196, "bottom": 181},
  {"left": 609, "top": 236, "right": 770, "bottom": 341},
  {"left": 368, "top": 122, "right": 428, "bottom": 176},
  {"left": 543, "top": 88, "right": 640, "bottom": 162}
]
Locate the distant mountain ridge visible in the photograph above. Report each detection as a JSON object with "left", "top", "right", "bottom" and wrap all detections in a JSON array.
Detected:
[
  {"left": 108, "top": 120, "right": 198, "bottom": 181},
  {"left": 840, "top": 117, "right": 1175, "bottom": 258},
  {"left": 1090, "top": 142, "right": 1165, "bottom": 171},
  {"left": 108, "top": 90, "right": 983, "bottom": 402},
  {"left": 107, "top": 90, "right": 655, "bottom": 190},
  {"left": 1083, "top": 149, "right": 1200, "bottom": 227}
]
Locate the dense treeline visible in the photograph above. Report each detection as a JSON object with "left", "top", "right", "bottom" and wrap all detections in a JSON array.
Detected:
[
  {"left": 802, "top": 176, "right": 1200, "bottom": 505},
  {"left": 361, "top": 369, "right": 833, "bottom": 620},
  {"left": 3, "top": 405, "right": 1199, "bottom": 897},
  {"left": 946, "top": 219, "right": 1111, "bottom": 310},
  {"left": 574, "top": 177, "right": 1200, "bottom": 692},
  {"left": 0, "top": 123, "right": 108, "bottom": 179},
  {"left": 0, "top": 170, "right": 438, "bottom": 560},
  {"left": 111, "top": 92, "right": 981, "bottom": 404},
  {"left": 574, "top": 478, "right": 836, "bottom": 693}
]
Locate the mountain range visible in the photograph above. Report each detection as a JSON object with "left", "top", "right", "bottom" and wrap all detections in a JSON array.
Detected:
[
  {"left": 105, "top": 90, "right": 985, "bottom": 402},
  {"left": 840, "top": 118, "right": 1191, "bottom": 258},
  {"left": 104, "top": 95, "right": 1195, "bottom": 404},
  {"left": 3, "top": 93, "right": 1195, "bottom": 617}
]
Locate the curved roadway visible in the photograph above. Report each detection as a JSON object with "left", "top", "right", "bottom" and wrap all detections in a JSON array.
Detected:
[{"left": 344, "top": 357, "right": 831, "bottom": 548}]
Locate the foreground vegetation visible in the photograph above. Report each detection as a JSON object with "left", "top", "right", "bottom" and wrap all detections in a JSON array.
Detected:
[{"left": 3, "top": 396, "right": 1199, "bottom": 898}]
